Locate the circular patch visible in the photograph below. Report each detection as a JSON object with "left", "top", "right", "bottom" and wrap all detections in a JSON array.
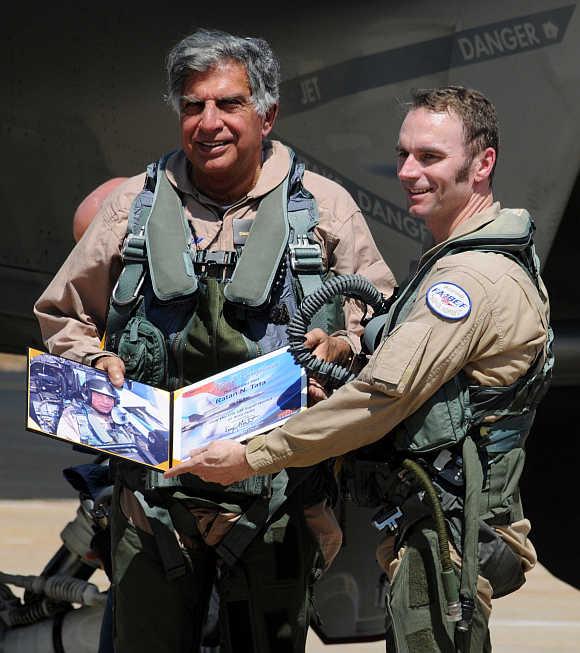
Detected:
[{"left": 426, "top": 282, "right": 471, "bottom": 320}]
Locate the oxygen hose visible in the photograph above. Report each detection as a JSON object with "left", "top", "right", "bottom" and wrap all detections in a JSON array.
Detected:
[
  {"left": 287, "top": 274, "right": 390, "bottom": 388},
  {"left": 289, "top": 275, "right": 461, "bottom": 620},
  {"left": 401, "top": 459, "right": 461, "bottom": 621}
]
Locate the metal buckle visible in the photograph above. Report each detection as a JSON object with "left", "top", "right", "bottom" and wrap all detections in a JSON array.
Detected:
[
  {"left": 289, "top": 236, "right": 323, "bottom": 272},
  {"left": 121, "top": 234, "right": 147, "bottom": 263},
  {"left": 111, "top": 273, "right": 145, "bottom": 307},
  {"left": 191, "top": 250, "right": 237, "bottom": 281},
  {"left": 371, "top": 505, "right": 403, "bottom": 532}
]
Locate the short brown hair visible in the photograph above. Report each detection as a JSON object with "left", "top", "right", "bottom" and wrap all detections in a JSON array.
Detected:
[{"left": 409, "top": 85, "right": 499, "bottom": 181}]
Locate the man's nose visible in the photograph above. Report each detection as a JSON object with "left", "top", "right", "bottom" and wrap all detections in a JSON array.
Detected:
[
  {"left": 398, "top": 155, "right": 420, "bottom": 181},
  {"left": 199, "top": 103, "right": 223, "bottom": 131}
]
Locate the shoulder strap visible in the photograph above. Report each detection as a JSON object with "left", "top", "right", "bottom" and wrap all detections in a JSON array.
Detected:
[
  {"left": 107, "top": 153, "right": 197, "bottom": 346},
  {"left": 223, "top": 160, "right": 291, "bottom": 308},
  {"left": 286, "top": 159, "right": 328, "bottom": 330},
  {"left": 107, "top": 160, "right": 158, "bottom": 345},
  {"left": 145, "top": 155, "right": 197, "bottom": 302},
  {"left": 287, "top": 163, "right": 324, "bottom": 298}
]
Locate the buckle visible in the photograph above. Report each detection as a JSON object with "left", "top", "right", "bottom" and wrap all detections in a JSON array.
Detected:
[
  {"left": 121, "top": 234, "right": 147, "bottom": 262},
  {"left": 289, "top": 236, "right": 323, "bottom": 273},
  {"left": 371, "top": 505, "right": 403, "bottom": 532},
  {"left": 111, "top": 273, "right": 145, "bottom": 306},
  {"left": 191, "top": 250, "right": 237, "bottom": 281}
]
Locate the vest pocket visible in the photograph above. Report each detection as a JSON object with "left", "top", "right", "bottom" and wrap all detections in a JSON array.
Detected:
[
  {"left": 117, "top": 316, "right": 168, "bottom": 387},
  {"left": 480, "top": 448, "right": 525, "bottom": 522}
]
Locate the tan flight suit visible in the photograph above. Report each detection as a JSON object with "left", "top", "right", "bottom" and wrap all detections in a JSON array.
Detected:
[
  {"left": 57, "top": 403, "right": 112, "bottom": 443},
  {"left": 246, "top": 202, "right": 548, "bottom": 630},
  {"left": 34, "top": 139, "right": 396, "bottom": 652}
]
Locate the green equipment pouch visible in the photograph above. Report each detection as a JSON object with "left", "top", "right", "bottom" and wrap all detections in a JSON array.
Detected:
[
  {"left": 476, "top": 520, "right": 525, "bottom": 598},
  {"left": 392, "top": 375, "right": 471, "bottom": 453},
  {"left": 116, "top": 316, "right": 168, "bottom": 387}
]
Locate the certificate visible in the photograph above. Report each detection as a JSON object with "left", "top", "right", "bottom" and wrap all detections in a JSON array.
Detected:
[
  {"left": 26, "top": 346, "right": 305, "bottom": 470},
  {"left": 172, "top": 347, "right": 306, "bottom": 461}
]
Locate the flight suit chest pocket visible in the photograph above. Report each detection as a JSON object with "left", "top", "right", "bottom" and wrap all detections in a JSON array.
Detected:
[{"left": 369, "top": 322, "right": 432, "bottom": 396}]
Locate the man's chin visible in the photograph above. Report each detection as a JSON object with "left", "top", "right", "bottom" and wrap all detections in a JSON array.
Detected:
[{"left": 407, "top": 205, "right": 428, "bottom": 220}]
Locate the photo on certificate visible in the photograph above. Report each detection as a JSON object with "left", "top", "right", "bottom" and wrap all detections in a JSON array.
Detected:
[
  {"left": 172, "top": 347, "right": 306, "bottom": 462},
  {"left": 27, "top": 348, "right": 171, "bottom": 469}
]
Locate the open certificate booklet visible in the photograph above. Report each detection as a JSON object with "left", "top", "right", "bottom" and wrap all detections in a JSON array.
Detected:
[{"left": 26, "top": 347, "right": 306, "bottom": 471}]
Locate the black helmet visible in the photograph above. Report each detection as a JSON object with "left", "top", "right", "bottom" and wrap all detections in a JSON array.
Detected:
[{"left": 82, "top": 376, "right": 119, "bottom": 405}]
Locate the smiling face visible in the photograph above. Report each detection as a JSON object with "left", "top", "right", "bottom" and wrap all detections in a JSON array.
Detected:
[
  {"left": 396, "top": 107, "right": 494, "bottom": 241},
  {"left": 179, "top": 60, "right": 277, "bottom": 203},
  {"left": 90, "top": 391, "right": 115, "bottom": 415}
]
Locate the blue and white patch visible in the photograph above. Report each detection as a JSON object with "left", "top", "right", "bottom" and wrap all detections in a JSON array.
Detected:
[{"left": 426, "top": 282, "right": 471, "bottom": 320}]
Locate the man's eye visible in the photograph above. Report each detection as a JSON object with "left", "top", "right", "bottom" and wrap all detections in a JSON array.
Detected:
[
  {"left": 182, "top": 102, "right": 203, "bottom": 115},
  {"left": 219, "top": 99, "right": 243, "bottom": 110},
  {"left": 421, "top": 153, "right": 438, "bottom": 162}
]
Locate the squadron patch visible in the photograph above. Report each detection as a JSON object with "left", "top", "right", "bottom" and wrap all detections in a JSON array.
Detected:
[{"left": 426, "top": 282, "right": 471, "bottom": 320}]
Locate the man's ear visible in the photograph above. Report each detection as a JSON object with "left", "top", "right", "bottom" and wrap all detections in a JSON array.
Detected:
[
  {"left": 261, "top": 104, "right": 279, "bottom": 138},
  {"left": 473, "top": 147, "right": 496, "bottom": 183}
]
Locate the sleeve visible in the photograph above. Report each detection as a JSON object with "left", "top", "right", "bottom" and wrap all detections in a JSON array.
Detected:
[
  {"left": 330, "top": 210, "right": 397, "bottom": 351},
  {"left": 33, "top": 201, "right": 127, "bottom": 365},
  {"left": 246, "top": 262, "right": 497, "bottom": 473}
]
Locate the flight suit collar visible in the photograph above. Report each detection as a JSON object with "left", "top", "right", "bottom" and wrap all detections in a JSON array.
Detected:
[
  {"left": 419, "top": 202, "right": 501, "bottom": 265},
  {"left": 163, "top": 140, "right": 291, "bottom": 209}
]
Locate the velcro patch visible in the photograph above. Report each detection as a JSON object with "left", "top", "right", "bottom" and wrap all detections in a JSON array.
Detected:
[{"left": 426, "top": 282, "right": 471, "bottom": 320}]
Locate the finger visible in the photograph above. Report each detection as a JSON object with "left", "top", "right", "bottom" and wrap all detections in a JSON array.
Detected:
[
  {"left": 303, "top": 328, "right": 326, "bottom": 350},
  {"left": 187, "top": 446, "right": 208, "bottom": 459},
  {"left": 95, "top": 356, "right": 125, "bottom": 387},
  {"left": 307, "top": 379, "right": 328, "bottom": 404},
  {"left": 163, "top": 453, "right": 204, "bottom": 478}
]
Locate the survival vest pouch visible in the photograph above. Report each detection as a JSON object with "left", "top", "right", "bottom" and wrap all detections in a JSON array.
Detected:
[
  {"left": 348, "top": 209, "right": 553, "bottom": 636},
  {"left": 116, "top": 316, "right": 168, "bottom": 388}
]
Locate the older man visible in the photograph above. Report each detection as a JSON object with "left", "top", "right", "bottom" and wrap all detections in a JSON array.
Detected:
[
  {"left": 173, "top": 86, "right": 552, "bottom": 652},
  {"left": 34, "top": 29, "right": 394, "bottom": 653}
]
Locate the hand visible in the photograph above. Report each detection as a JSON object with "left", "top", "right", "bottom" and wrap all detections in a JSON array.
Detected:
[
  {"left": 308, "top": 377, "right": 328, "bottom": 405},
  {"left": 304, "top": 329, "right": 352, "bottom": 404},
  {"left": 163, "top": 440, "right": 254, "bottom": 486},
  {"left": 94, "top": 355, "right": 125, "bottom": 388},
  {"left": 303, "top": 329, "right": 352, "bottom": 365}
]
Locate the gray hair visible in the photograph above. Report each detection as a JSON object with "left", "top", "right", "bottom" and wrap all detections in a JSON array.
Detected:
[{"left": 166, "top": 29, "right": 280, "bottom": 117}]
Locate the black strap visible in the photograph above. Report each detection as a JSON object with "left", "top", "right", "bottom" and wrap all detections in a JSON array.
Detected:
[{"left": 149, "top": 517, "right": 187, "bottom": 581}]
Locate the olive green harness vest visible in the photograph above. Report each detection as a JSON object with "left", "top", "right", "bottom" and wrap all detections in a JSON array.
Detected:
[
  {"left": 106, "top": 149, "right": 343, "bottom": 532},
  {"left": 363, "top": 209, "right": 551, "bottom": 483},
  {"left": 107, "top": 149, "right": 343, "bottom": 394},
  {"left": 352, "top": 208, "right": 553, "bottom": 636}
]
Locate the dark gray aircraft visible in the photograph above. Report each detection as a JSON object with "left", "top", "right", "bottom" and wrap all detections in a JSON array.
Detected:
[{"left": 2, "top": 0, "right": 580, "bottom": 646}]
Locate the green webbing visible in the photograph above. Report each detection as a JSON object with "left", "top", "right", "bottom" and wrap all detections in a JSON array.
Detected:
[
  {"left": 216, "top": 470, "right": 294, "bottom": 567},
  {"left": 223, "top": 175, "right": 289, "bottom": 308},
  {"left": 148, "top": 518, "right": 187, "bottom": 581},
  {"left": 287, "top": 207, "right": 327, "bottom": 331},
  {"left": 146, "top": 160, "right": 197, "bottom": 302},
  {"left": 457, "top": 435, "right": 484, "bottom": 643}
]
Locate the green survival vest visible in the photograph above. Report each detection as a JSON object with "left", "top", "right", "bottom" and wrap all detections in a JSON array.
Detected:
[
  {"left": 106, "top": 148, "right": 343, "bottom": 500},
  {"left": 349, "top": 208, "right": 553, "bottom": 627}
]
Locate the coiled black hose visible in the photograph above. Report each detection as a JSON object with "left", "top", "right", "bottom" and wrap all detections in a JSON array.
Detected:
[{"left": 287, "top": 274, "right": 389, "bottom": 388}]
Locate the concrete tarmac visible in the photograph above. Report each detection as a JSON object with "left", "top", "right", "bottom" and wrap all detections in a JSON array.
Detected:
[{"left": 1, "top": 500, "right": 579, "bottom": 652}]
